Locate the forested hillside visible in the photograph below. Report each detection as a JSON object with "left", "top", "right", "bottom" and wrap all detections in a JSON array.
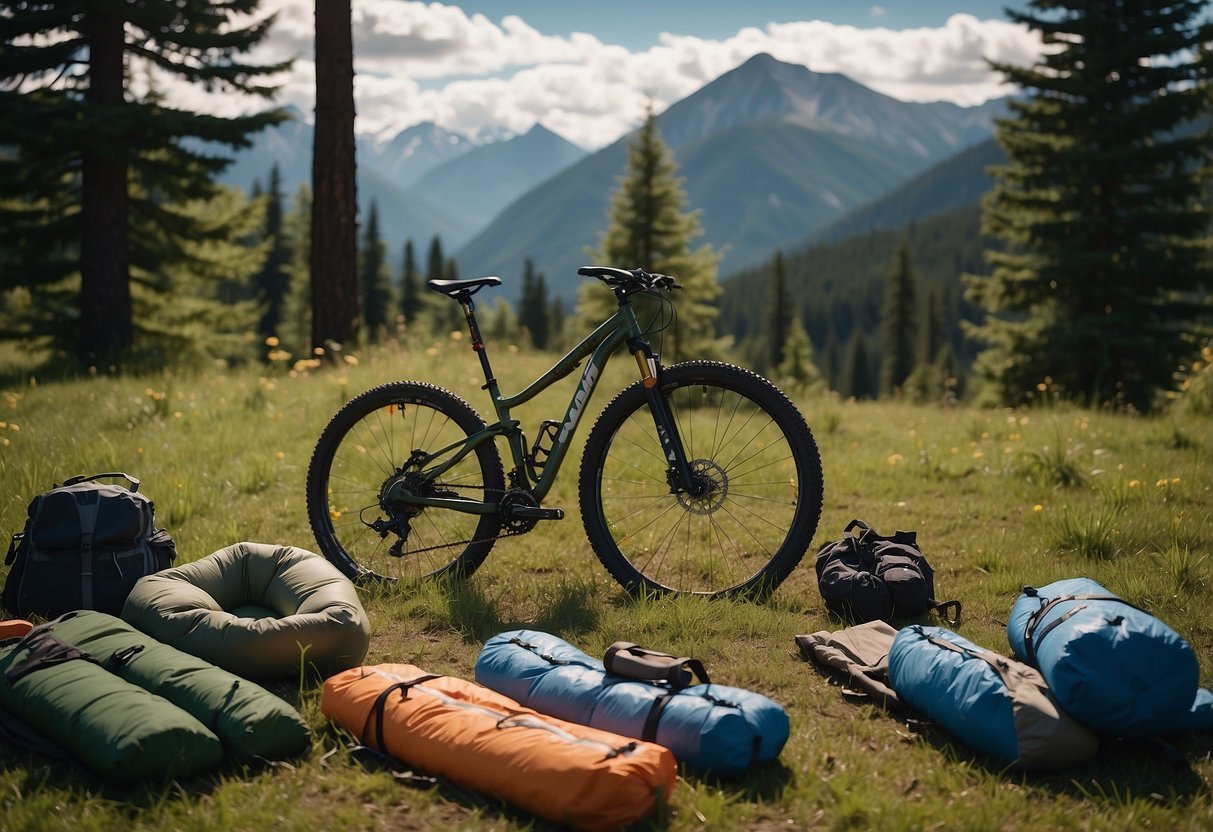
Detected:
[{"left": 719, "top": 203, "right": 991, "bottom": 388}]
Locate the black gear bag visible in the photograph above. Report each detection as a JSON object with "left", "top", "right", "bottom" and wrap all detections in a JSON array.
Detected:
[
  {"left": 2, "top": 473, "right": 176, "bottom": 618},
  {"left": 814, "top": 519, "right": 960, "bottom": 625}
]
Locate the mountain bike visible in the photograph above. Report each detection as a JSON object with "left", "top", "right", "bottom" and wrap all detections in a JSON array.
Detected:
[{"left": 306, "top": 266, "right": 824, "bottom": 599}]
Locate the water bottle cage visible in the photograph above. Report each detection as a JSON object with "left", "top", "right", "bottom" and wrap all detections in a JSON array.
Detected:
[{"left": 529, "top": 420, "right": 562, "bottom": 470}]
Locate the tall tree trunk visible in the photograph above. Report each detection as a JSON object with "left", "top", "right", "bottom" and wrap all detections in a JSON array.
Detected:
[
  {"left": 311, "top": 0, "right": 359, "bottom": 350},
  {"left": 79, "top": 4, "right": 132, "bottom": 361}
]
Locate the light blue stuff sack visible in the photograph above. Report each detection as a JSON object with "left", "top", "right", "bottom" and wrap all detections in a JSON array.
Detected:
[
  {"left": 887, "top": 625, "right": 1098, "bottom": 769},
  {"left": 474, "top": 629, "right": 788, "bottom": 777},
  {"left": 1007, "top": 578, "right": 1199, "bottom": 738}
]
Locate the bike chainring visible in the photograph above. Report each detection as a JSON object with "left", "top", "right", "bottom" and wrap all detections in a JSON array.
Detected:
[{"left": 498, "top": 488, "right": 541, "bottom": 534}]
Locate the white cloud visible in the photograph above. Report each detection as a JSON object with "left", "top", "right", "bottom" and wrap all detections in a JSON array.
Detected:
[{"left": 144, "top": 2, "right": 1043, "bottom": 150}]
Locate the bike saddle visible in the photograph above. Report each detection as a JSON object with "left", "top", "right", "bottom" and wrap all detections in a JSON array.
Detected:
[{"left": 428, "top": 276, "right": 502, "bottom": 297}]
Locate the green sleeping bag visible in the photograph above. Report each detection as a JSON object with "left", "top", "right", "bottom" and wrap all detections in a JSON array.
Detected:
[{"left": 0, "top": 611, "right": 311, "bottom": 785}]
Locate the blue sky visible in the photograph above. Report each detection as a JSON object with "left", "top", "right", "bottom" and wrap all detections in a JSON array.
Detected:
[{"left": 441, "top": 2, "right": 1016, "bottom": 49}]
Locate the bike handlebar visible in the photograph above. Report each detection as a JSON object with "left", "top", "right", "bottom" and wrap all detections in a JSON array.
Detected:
[{"left": 577, "top": 265, "right": 680, "bottom": 292}]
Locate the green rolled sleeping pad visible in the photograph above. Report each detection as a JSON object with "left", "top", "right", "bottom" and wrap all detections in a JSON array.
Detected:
[
  {"left": 0, "top": 617, "right": 222, "bottom": 785},
  {"left": 44, "top": 610, "right": 311, "bottom": 760},
  {"left": 122, "top": 542, "right": 371, "bottom": 679},
  {"left": 0, "top": 611, "right": 311, "bottom": 784}
]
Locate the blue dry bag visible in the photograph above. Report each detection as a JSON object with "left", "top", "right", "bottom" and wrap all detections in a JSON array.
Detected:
[
  {"left": 1007, "top": 578, "right": 1199, "bottom": 737},
  {"left": 474, "top": 629, "right": 788, "bottom": 777},
  {"left": 888, "top": 625, "right": 1098, "bottom": 769}
]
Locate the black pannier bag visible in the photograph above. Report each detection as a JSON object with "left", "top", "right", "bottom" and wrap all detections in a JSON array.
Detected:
[
  {"left": 814, "top": 519, "right": 960, "bottom": 625},
  {"left": 2, "top": 473, "right": 176, "bottom": 617}
]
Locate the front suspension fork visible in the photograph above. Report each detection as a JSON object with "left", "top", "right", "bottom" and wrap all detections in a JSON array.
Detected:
[{"left": 632, "top": 347, "right": 702, "bottom": 497}]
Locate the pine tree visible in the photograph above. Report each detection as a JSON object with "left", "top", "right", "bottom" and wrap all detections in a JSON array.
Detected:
[
  {"left": 823, "top": 327, "right": 841, "bottom": 393},
  {"left": 549, "top": 296, "right": 568, "bottom": 350},
  {"left": 280, "top": 185, "right": 313, "bottom": 356},
  {"left": 254, "top": 165, "right": 291, "bottom": 341},
  {"left": 311, "top": 0, "right": 359, "bottom": 351},
  {"left": 518, "top": 258, "right": 552, "bottom": 349},
  {"left": 133, "top": 185, "right": 265, "bottom": 365},
  {"left": 360, "top": 201, "right": 392, "bottom": 340},
  {"left": 579, "top": 108, "right": 724, "bottom": 361},
  {"left": 776, "top": 316, "right": 824, "bottom": 394},
  {"left": 400, "top": 239, "right": 423, "bottom": 328},
  {"left": 842, "top": 333, "right": 875, "bottom": 401},
  {"left": 880, "top": 241, "right": 917, "bottom": 396},
  {"left": 966, "top": 0, "right": 1213, "bottom": 409},
  {"left": 920, "top": 289, "right": 944, "bottom": 367},
  {"left": 0, "top": 0, "right": 289, "bottom": 362},
  {"left": 767, "top": 251, "right": 792, "bottom": 371},
  {"left": 415, "top": 236, "right": 452, "bottom": 337},
  {"left": 486, "top": 297, "right": 519, "bottom": 344},
  {"left": 426, "top": 236, "right": 446, "bottom": 284}
]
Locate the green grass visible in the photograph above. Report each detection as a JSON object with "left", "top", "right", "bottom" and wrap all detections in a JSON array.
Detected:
[{"left": 2, "top": 338, "right": 1212, "bottom": 831}]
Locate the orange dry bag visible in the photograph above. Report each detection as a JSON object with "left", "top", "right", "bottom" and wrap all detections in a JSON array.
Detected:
[
  {"left": 0, "top": 620, "right": 33, "bottom": 641},
  {"left": 322, "top": 664, "right": 676, "bottom": 830}
]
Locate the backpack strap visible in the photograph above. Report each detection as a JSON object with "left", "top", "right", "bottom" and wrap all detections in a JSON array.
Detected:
[
  {"left": 1021, "top": 588, "right": 1147, "bottom": 665},
  {"left": 62, "top": 472, "right": 140, "bottom": 492},
  {"left": 73, "top": 490, "right": 101, "bottom": 611},
  {"left": 4, "top": 533, "right": 21, "bottom": 567},
  {"left": 932, "top": 599, "right": 963, "bottom": 626}
]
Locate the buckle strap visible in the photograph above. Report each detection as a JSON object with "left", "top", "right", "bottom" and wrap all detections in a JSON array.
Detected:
[
  {"left": 1021, "top": 590, "right": 1144, "bottom": 665},
  {"left": 73, "top": 492, "right": 101, "bottom": 610},
  {"left": 359, "top": 674, "right": 445, "bottom": 753}
]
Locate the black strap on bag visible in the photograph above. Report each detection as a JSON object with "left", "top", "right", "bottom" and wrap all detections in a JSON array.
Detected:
[
  {"left": 358, "top": 674, "right": 445, "bottom": 754},
  {"left": 603, "top": 642, "right": 737, "bottom": 744},
  {"left": 3, "top": 631, "right": 97, "bottom": 684},
  {"left": 1020, "top": 587, "right": 1148, "bottom": 665}
]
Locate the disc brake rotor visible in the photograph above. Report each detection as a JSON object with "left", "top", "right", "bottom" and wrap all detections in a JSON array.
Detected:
[{"left": 675, "top": 458, "right": 728, "bottom": 515}]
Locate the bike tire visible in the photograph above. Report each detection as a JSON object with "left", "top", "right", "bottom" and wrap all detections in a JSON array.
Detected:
[
  {"left": 306, "top": 381, "right": 505, "bottom": 584},
  {"left": 578, "top": 361, "right": 823, "bottom": 599}
]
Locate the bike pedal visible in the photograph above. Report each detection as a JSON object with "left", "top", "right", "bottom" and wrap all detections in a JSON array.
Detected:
[{"left": 505, "top": 505, "right": 565, "bottom": 521}]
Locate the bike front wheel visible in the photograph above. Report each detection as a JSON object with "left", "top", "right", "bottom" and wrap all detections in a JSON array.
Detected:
[
  {"left": 579, "top": 361, "right": 823, "bottom": 599},
  {"left": 306, "top": 381, "right": 505, "bottom": 583}
]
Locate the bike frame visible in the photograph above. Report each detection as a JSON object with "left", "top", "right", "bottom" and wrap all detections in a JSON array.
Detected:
[{"left": 383, "top": 290, "right": 695, "bottom": 516}]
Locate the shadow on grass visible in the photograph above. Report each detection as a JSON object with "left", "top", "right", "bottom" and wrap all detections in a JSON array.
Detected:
[
  {"left": 443, "top": 576, "right": 600, "bottom": 644},
  {"left": 692, "top": 759, "right": 795, "bottom": 804},
  {"left": 0, "top": 734, "right": 297, "bottom": 809},
  {"left": 801, "top": 654, "right": 1210, "bottom": 808},
  {"left": 909, "top": 718, "right": 1211, "bottom": 806},
  {"left": 321, "top": 721, "right": 673, "bottom": 830}
]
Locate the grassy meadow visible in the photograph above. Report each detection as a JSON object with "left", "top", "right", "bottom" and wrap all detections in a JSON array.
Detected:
[{"left": 1, "top": 334, "right": 1211, "bottom": 831}]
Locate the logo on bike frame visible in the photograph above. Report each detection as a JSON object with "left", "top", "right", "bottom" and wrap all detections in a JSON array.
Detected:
[{"left": 559, "top": 362, "right": 601, "bottom": 443}]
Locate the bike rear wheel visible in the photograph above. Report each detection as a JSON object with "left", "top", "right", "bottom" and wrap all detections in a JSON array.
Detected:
[
  {"left": 578, "top": 361, "right": 823, "bottom": 599},
  {"left": 306, "top": 381, "right": 504, "bottom": 583}
]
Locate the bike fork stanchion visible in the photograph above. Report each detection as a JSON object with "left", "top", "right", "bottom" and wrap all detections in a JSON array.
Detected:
[{"left": 632, "top": 345, "right": 700, "bottom": 497}]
